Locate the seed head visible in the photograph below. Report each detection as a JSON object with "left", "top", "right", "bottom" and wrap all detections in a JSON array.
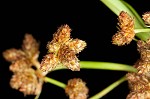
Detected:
[
  {"left": 65, "top": 78, "right": 89, "bottom": 99},
  {"left": 126, "top": 39, "right": 150, "bottom": 99},
  {"left": 40, "top": 24, "right": 87, "bottom": 72},
  {"left": 112, "top": 11, "right": 135, "bottom": 46},
  {"left": 142, "top": 11, "right": 150, "bottom": 26}
]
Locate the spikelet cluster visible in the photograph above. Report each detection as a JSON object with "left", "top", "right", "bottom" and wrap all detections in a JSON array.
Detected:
[
  {"left": 142, "top": 11, "right": 150, "bottom": 26},
  {"left": 112, "top": 11, "right": 135, "bottom": 46},
  {"left": 126, "top": 39, "right": 150, "bottom": 99},
  {"left": 3, "top": 33, "right": 44, "bottom": 96},
  {"left": 65, "top": 78, "right": 89, "bottom": 99},
  {"left": 40, "top": 24, "right": 86, "bottom": 72}
]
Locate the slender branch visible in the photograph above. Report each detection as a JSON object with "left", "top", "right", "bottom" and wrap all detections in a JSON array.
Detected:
[
  {"left": 89, "top": 76, "right": 126, "bottom": 99},
  {"left": 100, "top": 0, "right": 150, "bottom": 41},
  {"left": 34, "top": 94, "right": 41, "bottom": 99},
  {"left": 100, "top": 0, "right": 144, "bottom": 28},
  {"left": 44, "top": 77, "right": 66, "bottom": 89},
  {"left": 31, "top": 59, "right": 41, "bottom": 68},
  {"left": 54, "top": 61, "right": 137, "bottom": 73},
  {"left": 134, "top": 28, "right": 150, "bottom": 33}
]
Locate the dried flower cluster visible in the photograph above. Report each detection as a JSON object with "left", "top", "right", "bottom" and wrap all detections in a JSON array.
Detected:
[
  {"left": 142, "top": 11, "right": 150, "bottom": 26},
  {"left": 3, "top": 34, "right": 44, "bottom": 96},
  {"left": 65, "top": 78, "right": 89, "bottom": 99},
  {"left": 126, "top": 39, "right": 150, "bottom": 99},
  {"left": 40, "top": 24, "right": 86, "bottom": 72},
  {"left": 112, "top": 11, "right": 135, "bottom": 46}
]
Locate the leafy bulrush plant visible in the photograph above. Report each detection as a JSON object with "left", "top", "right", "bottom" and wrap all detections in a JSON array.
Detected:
[{"left": 2, "top": 0, "right": 150, "bottom": 99}]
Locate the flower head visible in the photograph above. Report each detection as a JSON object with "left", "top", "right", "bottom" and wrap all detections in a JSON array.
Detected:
[
  {"left": 40, "top": 24, "right": 87, "bottom": 72},
  {"left": 112, "top": 11, "right": 135, "bottom": 46},
  {"left": 10, "top": 69, "right": 43, "bottom": 96},
  {"left": 126, "top": 39, "right": 150, "bottom": 99},
  {"left": 3, "top": 33, "right": 44, "bottom": 96},
  {"left": 142, "top": 11, "right": 150, "bottom": 26},
  {"left": 65, "top": 78, "right": 89, "bottom": 99}
]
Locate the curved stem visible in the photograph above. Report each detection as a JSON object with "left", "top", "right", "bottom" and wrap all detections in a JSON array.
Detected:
[
  {"left": 34, "top": 94, "right": 41, "bottom": 99},
  {"left": 31, "top": 59, "right": 41, "bottom": 69},
  {"left": 89, "top": 76, "right": 126, "bottom": 99},
  {"left": 100, "top": 0, "right": 144, "bottom": 28},
  {"left": 44, "top": 77, "right": 66, "bottom": 89},
  {"left": 134, "top": 28, "right": 150, "bottom": 33},
  {"left": 100, "top": 0, "right": 150, "bottom": 41},
  {"left": 80, "top": 61, "right": 137, "bottom": 72},
  {"left": 54, "top": 61, "right": 137, "bottom": 73}
]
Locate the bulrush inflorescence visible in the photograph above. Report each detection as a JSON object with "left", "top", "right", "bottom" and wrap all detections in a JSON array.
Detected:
[
  {"left": 112, "top": 11, "right": 135, "bottom": 46},
  {"left": 40, "top": 24, "right": 87, "bottom": 72},
  {"left": 2, "top": 1, "right": 149, "bottom": 98},
  {"left": 2, "top": 24, "right": 87, "bottom": 98},
  {"left": 126, "top": 39, "right": 150, "bottom": 99},
  {"left": 3, "top": 34, "right": 44, "bottom": 96},
  {"left": 65, "top": 78, "right": 89, "bottom": 99}
]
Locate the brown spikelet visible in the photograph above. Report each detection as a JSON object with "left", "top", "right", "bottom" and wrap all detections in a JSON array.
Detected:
[
  {"left": 10, "top": 68, "right": 43, "bottom": 96},
  {"left": 3, "top": 48, "right": 26, "bottom": 62},
  {"left": 112, "top": 11, "right": 135, "bottom": 46},
  {"left": 142, "top": 11, "right": 150, "bottom": 26},
  {"left": 22, "top": 33, "right": 39, "bottom": 59},
  {"left": 47, "top": 24, "right": 71, "bottom": 53},
  {"left": 127, "top": 91, "right": 150, "bottom": 99},
  {"left": 58, "top": 45, "right": 80, "bottom": 71},
  {"left": 126, "top": 39, "right": 150, "bottom": 99},
  {"left": 9, "top": 58, "right": 32, "bottom": 73},
  {"left": 46, "top": 41, "right": 60, "bottom": 54},
  {"left": 65, "top": 78, "right": 89, "bottom": 99},
  {"left": 40, "top": 53, "right": 59, "bottom": 72},
  {"left": 67, "top": 39, "right": 87, "bottom": 54},
  {"left": 53, "top": 24, "right": 71, "bottom": 43}
]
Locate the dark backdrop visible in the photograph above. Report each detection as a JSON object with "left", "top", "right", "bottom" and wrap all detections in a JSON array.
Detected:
[{"left": 0, "top": 0, "right": 149, "bottom": 99}]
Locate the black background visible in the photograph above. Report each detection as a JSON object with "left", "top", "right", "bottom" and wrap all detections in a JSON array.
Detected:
[{"left": 0, "top": 0, "right": 149, "bottom": 99}]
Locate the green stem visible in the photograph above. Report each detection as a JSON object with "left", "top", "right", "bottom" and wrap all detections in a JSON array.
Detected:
[
  {"left": 34, "top": 94, "right": 40, "bottom": 99},
  {"left": 44, "top": 77, "right": 66, "bottom": 89},
  {"left": 121, "top": 1, "right": 146, "bottom": 28},
  {"left": 89, "top": 76, "right": 126, "bottom": 99},
  {"left": 134, "top": 28, "right": 150, "bottom": 33},
  {"left": 54, "top": 61, "right": 137, "bottom": 73},
  {"left": 100, "top": 0, "right": 144, "bottom": 28},
  {"left": 80, "top": 61, "right": 137, "bottom": 72},
  {"left": 100, "top": 0, "right": 150, "bottom": 41}
]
